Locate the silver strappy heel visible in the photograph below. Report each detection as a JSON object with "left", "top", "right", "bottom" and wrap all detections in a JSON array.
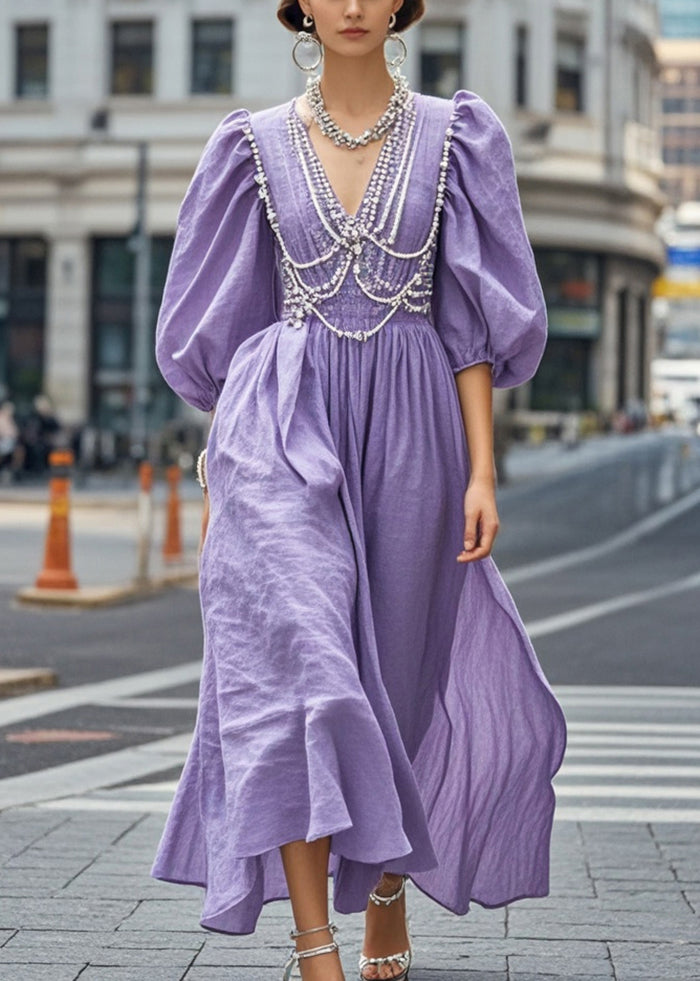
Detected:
[
  {"left": 359, "top": 874, "right": 412, "bottom": 981},
  {"left": 282, "top": 920, "right": 340, "bottom": 980}
]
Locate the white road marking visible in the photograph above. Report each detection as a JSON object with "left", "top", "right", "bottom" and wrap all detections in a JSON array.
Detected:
[
  {"left": 0, "top": 731, "right": 192, "bottom": 809},
  {"left": 525, "top": 570, "right": 700, "bottom": 639},
  {"left": 0, "top": 660, "right": 202, "bottom": 727},
  {"left": 92, "top": 697, "right": 199, "bottom": 710},
  {"left": 554, "top": 784, "right": 700, "bottom": 800},
  {"left": 556, "top": 763, "right": 700, "bottom": 778},
  {"left": 554, "top": 684, "right": 700, "bottom": 697},
  {"left": 554, "top": 806, "right": 700, "bottom": 822},
  {"left": 564, "top": 747, "right": 700, "bottom": 759},
  {"left": 503, "top": 484, "right": 700, "bottom": 584},
  {"left": 549, "top": 688, "right": 700, "bottom": 822},
  {"left": 5, "top": 685, "right": 700, "bottom": 824},
  {"left": 566, "top": 721, "right": 700, "bottom": 733}
]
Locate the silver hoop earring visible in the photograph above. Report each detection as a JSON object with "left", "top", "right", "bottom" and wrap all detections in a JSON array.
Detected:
[
  {"left": 385, "top": 16, "right": 407, "bottom": 73},
  {"left": 293, "top": 17, "right": 323, "bottom": 74}
]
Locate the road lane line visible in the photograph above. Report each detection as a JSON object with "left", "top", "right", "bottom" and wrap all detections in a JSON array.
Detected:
[
  {"left": 564, "top": 747, "right": 700, "bottom": 759},
  {"left": 553, "top": 784, "right": 700, "bottom": 799},
  {"left": 0, "top": 731, "right": 192, "bottom": 809},
  {"left": 554, "top": 806, "right": 700, "bottom": 822},
  {"left": 555, "top": 684, "right": 700, "bottom": 697},
  {"left": 524, "top": 569, "right": 700, "bottom": 638},
  {"left": 559, "top": 763, "right": 700, "bottom": 778},
  {"left": 0, "top": 660, "right": 202, "bottom": 727},
  {"left": 503, "top": 484, "right": 700, "bottom": 584},
  {"left": 554, "top": 685, "right": 700, "bottom": 701},
  {"left": 565, "top": 721, "right": 700, "bottom": 733},
  {"left": 92, "top": 697, "right": 199, "bottom": 710}
]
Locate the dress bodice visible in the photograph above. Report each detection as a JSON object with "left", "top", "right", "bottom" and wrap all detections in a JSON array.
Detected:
[
  {"left": 246, "top": 91, "right": 455, "bottom": 341},
  {"left": 154, "top": 87, "right": 549, "bottom": 413}
]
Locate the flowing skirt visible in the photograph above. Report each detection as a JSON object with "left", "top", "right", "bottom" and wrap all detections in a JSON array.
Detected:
[{"left": 150, "top": 313, "right": 568, "bottom": 934}]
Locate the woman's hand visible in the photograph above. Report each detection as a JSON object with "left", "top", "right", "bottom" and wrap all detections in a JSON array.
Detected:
[
  {"left": 457, "top": 476, "right": 500, "bottom": 563},
  {"left": 199, "top": 490, "right": 210, "bottom": 557}
]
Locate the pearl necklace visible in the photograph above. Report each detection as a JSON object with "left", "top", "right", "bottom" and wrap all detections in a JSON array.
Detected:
[{"left": 305, "top": 72, "right": 411, "bottom": 150}]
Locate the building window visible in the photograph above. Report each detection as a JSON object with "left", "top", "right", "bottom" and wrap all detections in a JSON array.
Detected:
[
  {"left": 555, "top": 33, "right": 585, "bottom": 112},
  {"left": 111, "top": 21, "right": 154, "bottom": 96},
  {"left": 515, "top": 24, "right": 528, "bottom": 108},
  {"left": 15, "top": 24, "right": 49, "bottom": 99},
  {"left": 530, "top": 249, "right": 602, "bottom": 411},
  {"left": 420, "top": 22, "right": 464, "bottom": 99},
  {"left": 91, "top": 237, "right": 175, "bottom": 447},
  {"left": 0, "top": 238, "right": 47, "bottom": 411},
  {"left": 191, "top": 18, "right": 234, "bottom": 94},
  {"left": 663, "top": 96, "right": 686, "bottom": 113}
]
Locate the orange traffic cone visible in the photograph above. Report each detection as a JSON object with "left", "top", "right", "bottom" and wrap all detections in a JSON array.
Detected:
[
  {"left": 162, "top": 464, "right": 183, "bottom": 563},
  {"left": 35, "top": 449, "right": 79, "bottom": 590}
]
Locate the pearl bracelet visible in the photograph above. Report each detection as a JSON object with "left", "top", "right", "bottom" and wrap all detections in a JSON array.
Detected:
[{"left": 195, "top": 448, "right": 208, "bottom": 493}]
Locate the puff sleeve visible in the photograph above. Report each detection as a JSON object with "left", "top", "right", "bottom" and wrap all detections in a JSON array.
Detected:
[
  {"left": 155, "top": 108, "right": 278, "bottom": 412},
  {"left": 431, "top": 90, "right": 547, "bottom": 388}
]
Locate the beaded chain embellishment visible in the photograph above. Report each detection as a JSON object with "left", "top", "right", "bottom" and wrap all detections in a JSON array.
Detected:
[
  {"left": 305, "top": 72, "right": 412, "bottom": 149},
  {"left": 241, "top": 93, "right": 457, "bottom": 343}
]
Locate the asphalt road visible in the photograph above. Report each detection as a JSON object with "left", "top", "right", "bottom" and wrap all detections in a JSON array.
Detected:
[{"left": 1, "top": 430, "right": 699, "bottom": 784}]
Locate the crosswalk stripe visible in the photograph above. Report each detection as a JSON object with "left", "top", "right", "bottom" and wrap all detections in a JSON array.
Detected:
[
  {"left": 555, "top": 784, "right": 700, "bottom": 799},
  {"left": 567, "top": 735, "right": 700, "bottom": 746},
  {"left": 565, "top": 721, "right": 700, "bottom": 733},
  {"left": 564, "top": 747, "right": 700, "bottom": 759},
  {"left": 557, "top": 763, "right": 700, "bottom": 777},
  {"left": 24, "top": 685, "right": 700, "bottom": 823}
]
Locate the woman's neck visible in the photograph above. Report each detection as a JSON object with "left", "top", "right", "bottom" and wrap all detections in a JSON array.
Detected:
[{"left": 317, "top": 51, "right": 396, "bottom": 120}]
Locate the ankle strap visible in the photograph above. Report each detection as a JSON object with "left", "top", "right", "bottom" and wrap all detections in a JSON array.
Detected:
[
  {"left": 290, "top": 920, "right": 338, "bottom": 940},
  {"left": 293, "top": 940, "right": 339, "bottom": 961},
  {"left": 369, "top": 874, "right": 407, "bottom": 906}
]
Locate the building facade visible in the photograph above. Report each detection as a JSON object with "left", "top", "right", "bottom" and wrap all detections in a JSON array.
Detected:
[
  {"left": 659, "top": 0, "right": 700, "bottom": 38},
  {"left": 656, "top": 0, "right": 700, "bottom": 211},
  {"left": 0, "top": 0, "right": 665, "bottom": 450}
]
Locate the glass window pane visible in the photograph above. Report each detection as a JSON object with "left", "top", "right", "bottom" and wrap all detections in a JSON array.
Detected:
[
  {"left": 15, "top": 240, "right": 47, "bottom": 292},
  {"left": 420, "top": 22, "right": 464, "bottom": 98},
  {"left": 555, "top": 33, "right": 585, "bottom": 112},
  {"left": 191, "top": 18, "right": 233, "bottom": 94},
  {"left": 15, "top": 24, "right": 49, "bottom": 99},
  {"left": 111, "top": 21, "right": 153, "bottom": 95},
  {"left": 0, "top": 242, "right": 9, "bottom": 294},
  {"left": 0, "top": 238, "right": 47, "bottom": 411}
]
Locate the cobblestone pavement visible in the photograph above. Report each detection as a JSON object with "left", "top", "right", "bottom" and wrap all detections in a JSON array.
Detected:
[
  {"left": 1, "top": 684, "right": 699, "bottom": 980},
  {"left": 0, "top": 807, "right": 698, "bottom": 981}
]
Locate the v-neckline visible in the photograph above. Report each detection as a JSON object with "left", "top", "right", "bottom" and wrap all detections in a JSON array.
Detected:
[{"left": 291, "top": 96, "right": 404, "bottom": 223}]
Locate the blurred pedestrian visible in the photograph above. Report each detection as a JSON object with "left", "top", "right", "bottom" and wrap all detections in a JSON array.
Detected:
[
  {"left": 150, "top": 3, "right": 567, "bottom": 979},
  {"left": 0, "top": 400, "right": 20, "bottom": 484},
  {"left": 20, "top": 394, "right": 62, "bottom": 475}
]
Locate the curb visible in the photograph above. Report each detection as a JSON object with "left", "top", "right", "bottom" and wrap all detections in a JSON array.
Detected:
[
  {"left": 14, "top": 566, "right": 199, "bottom": 609},
  {"left": 0, "top": 668, "right": 59, "bottom": 698}
]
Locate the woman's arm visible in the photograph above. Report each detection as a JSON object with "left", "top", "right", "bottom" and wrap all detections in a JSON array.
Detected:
[{"left": 454, "top": 363, "right": 500, "bottom": 563}]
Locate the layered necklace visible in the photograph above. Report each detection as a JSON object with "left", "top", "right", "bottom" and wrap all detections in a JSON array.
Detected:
[{"left": 305, "top": 72, "right": 411, "bottom": 150}]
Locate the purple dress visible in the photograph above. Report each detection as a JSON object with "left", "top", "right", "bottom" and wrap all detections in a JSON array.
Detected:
[{"left": 150, "top": 87, "right": 568, "bottom": 936}]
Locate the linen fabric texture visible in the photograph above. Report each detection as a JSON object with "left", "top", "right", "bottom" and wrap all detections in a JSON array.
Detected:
[{"left": 150, "top": 87, "right": 568, "bottom": 935}]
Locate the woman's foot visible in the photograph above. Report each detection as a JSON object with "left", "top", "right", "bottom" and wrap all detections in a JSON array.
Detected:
[
  {"left": 360, "top": 873, "right": 411, "bottom": 980},
  {"left": 294, "top": 925, "right": 345, "bottom": 981}
]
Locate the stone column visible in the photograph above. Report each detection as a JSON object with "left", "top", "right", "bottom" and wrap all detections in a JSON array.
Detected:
[{"left": 43, "top": 231, "right": 91, "bottom": 426}]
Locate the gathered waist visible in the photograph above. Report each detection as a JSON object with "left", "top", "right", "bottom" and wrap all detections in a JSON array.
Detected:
[{"left": 286, "top": 306, "right": 433, "bottom": 344}]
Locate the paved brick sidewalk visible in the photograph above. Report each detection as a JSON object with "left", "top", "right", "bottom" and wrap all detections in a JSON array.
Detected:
[{"left": 0, "top": 806, "right": 698, "bottom": 980}]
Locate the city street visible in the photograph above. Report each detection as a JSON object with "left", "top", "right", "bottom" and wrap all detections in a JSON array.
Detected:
[{"left": 0, "top": 429, "right": 699, "bottom": 979}]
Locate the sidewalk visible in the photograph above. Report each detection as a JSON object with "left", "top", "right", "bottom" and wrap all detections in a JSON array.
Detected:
[{"left": 0, "top": 804, "right": 697, "bottom": 980}]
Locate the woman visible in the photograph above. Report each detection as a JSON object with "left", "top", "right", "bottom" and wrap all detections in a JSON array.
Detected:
[{"left": 150, "top": 2, "right": 568, "bottom": 979}]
